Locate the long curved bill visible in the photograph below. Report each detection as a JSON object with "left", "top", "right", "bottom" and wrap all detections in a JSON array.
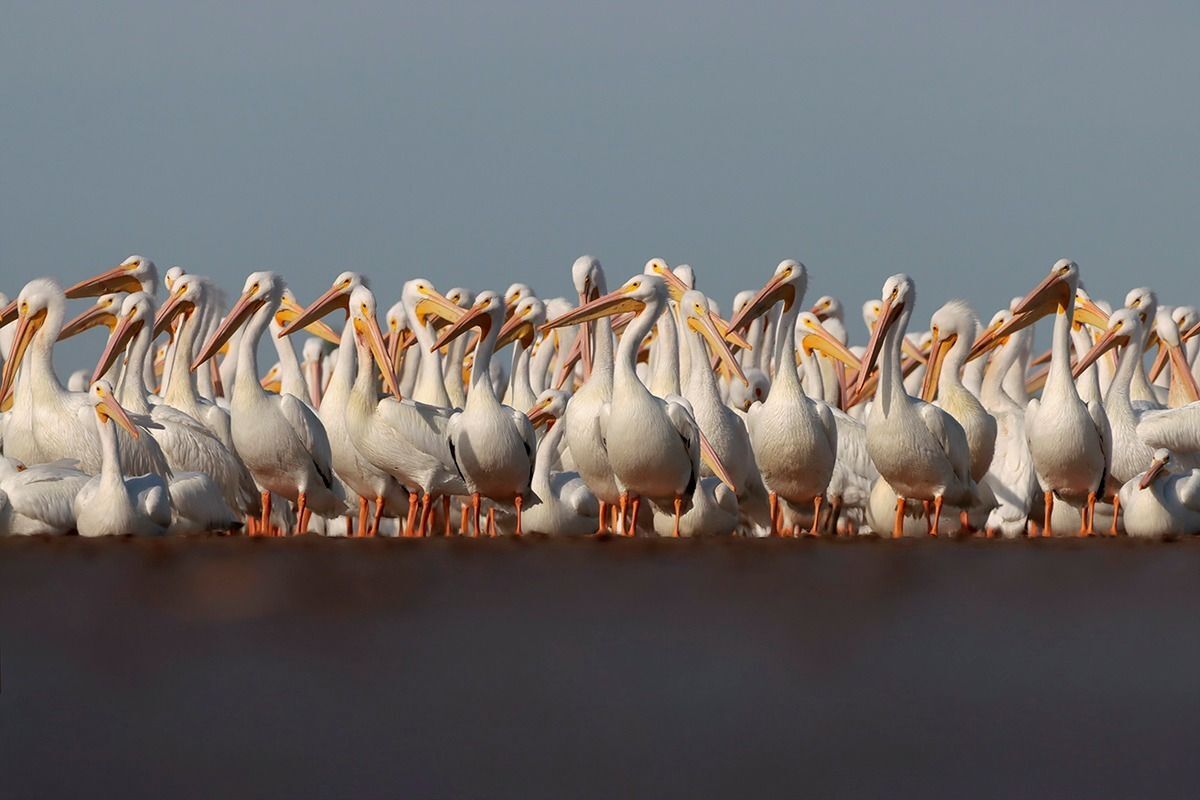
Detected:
[
  {"left": 542, "top": 287, "right": 644, "bottom": 333},
  {"left": 919, "top": 331, "right": 958, "bottom": 402},
  {"left": 1166, "top": 339, "right": 1200, "bottom": 405},
  {"left": 1072, "top": 326, "right": 1127, "bottom": 380},
  {"left": 276, "top": 296, "right": 340, "bottom": 344},
  {"left": 260, "top": 364, "right": 283, "bottom": 392},
  {"left": 96, "top": 387, "right": 140, "bottom": 438},
  {"left": 431, "top": 303, "right": 491, "bottom": 351},
  {"left": 356, "top": 312, "right": 402, "bottom": 399},
  {"left": 60, "top": 303, "right": 118, "bottom": 341},
  {"left": 1139, "top": 455, "right": 1169, "bottom": 491},
  {"left": 65, "top": 264, "right": 144, "bottom": 298},
  {"left": 526, "top": 396, "right": 555, "bottom": 429},
  {"left": 386, "top": 327, "right": 415, "bottom": 375},
  {"left": 688, "top": 312, "right": 748, "bottom": 386},
  {"left": 799, "top": 318, "right": 861, "bottom": 371},
  {"left": 1073, "top": 293, "right": 1110, "bottom": 330},
  {"left": 497, "top": 312, "right": 536, "bottom": 349},
  {"left": 699, "top": 431, "right": 736, "bottom": 491},
  {"left": 851, "top": 294, "right": 904, "bottom": 400},
  {"left": 969, "top": 310, "right": 1038, "bottom": 361},
  {"left": 654, "top": 268, "right": 750, "bottom": 351},
  {"left": 0, "top": 300, "right": 16, "bottom": 327},
  {"left": 727, "top": 272, "right": 793, "bottom": 334},
  {"left": 413, "top": 287, "right": 466, "bottom": 328},
  {"left": 153, "top": 292, "right": 194, "bottom": 338},
  {"left": 192, "top": 291, "right": 264, "bottom": 370},
  {"left": 91, "top": 313, "right": 145, "bottom": 384},
  {"left": 277, "top": 284, "right": 350, "bottom": 339},
  {"left": 0, "top": 308, "right": 48, "bottom": 403}
]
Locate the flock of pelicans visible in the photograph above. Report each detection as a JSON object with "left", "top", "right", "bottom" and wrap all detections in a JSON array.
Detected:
[{"left": 2, "top": 254, "right": 1200, "bottom": 540}]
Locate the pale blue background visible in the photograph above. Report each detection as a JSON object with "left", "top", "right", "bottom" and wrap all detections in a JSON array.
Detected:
[{"left": 4, "top": 2, "right": 1198, "bottom": 372}]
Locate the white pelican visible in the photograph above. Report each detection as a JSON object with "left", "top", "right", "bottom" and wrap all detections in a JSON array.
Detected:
[
  {"left": 279, "top": 272, "right": 412, "bottom": 536},
  {"left": 74, "top": 382, "right": 172, "bottom": 537},
  {"left": 91, "top": 291, "right": 261, "bottom": 520},
  {"left": 431, "top": 291, "right": 537, "bottom": 535},
  {"left": 58, "top": 290, "right": 127, "bottom": 388},
  {"left": 500, "top": 296, "right": 546, "bottom": 413},
  {"left": 401, "top": 279, "right": 461, "bottom": 408},
  {"left": 192, "top": 272, "right": 348, "bottom": 533},
  {"left": 971, "top": 260, "right": 1110, "bottom": 536},
  {"left": 1118, "top": 449, "right": 1200, "bottom": 538},
  {"left": 0, "top": 279, "right": 170, "bottom": 476},
  {"left": 520, "top": 390, "right": 600, "bottom": 535},
  {"left": 341, "top": 286, "right": 467, "bottom": 536},
  {"left": 0, "top": 457, "right": 88, "bottom": 535},
  {"left": 544, "top": 273, "right": 732, "bottom": 536},
  {"left": 853, "top": 274, "right": 975, "bottom": 537},
  {"left": 727, "top": 261, "right": 840, "bottom": 536}
]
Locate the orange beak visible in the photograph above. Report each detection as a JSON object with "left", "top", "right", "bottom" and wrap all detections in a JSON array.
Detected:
[
  {"left": 919, "top": 330, "right": 958, "bottom": 402},
  {"left": 1072, "top": 325, "right": 1128, "bottom": 380},
  {"left": 431, "top": 302, "right": 493, "bottom": 352},
  {"left": 0, "top": 308, "right": 48, "bottom": 404},
  {"left": 92, "top": 312, "right": 145, "bottom": 384},
  {"left": 59, "top": 303, "right": 118, "bottom": 341},
  {"left": 65, "top": 264, "right": 143, "bottom": 298},
  {"left": 278, "top": 283, "right": 351, "bottom": 339},
  {"left": 1139, "top": 456, "right": 1169, "bottom": 491},
  {"left": 851, "top": 294, "right": 904, "bottom": 401},
  {"left": 95, "top": 387, "right": 140, "bottom": 438},
  {"left": 153, "top": 291, "right": 195, "bottom": 338},
  {"left": 355, "top": 311, "right": 402, "bottom": 399},
  {"left": 727, "top": 271, "right": 794, "bottom": 334},
  {"left": 192, "top": 291, "right": 265, "bottom": 370},
  {"left": 526, "top": 397, "right": 556, "bottom": 429}
]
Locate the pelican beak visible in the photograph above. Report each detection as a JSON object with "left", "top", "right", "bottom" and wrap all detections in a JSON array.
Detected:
[
  {"left": 260, "top": 364, "right": 282, "bottom": 393},
  {"left": 810, "top": 299, "right": 832, "bottom": 319},
  {"left": 497, "top": 310, "right": 536, "bottom": 349},
  {"left": 276, "top": 295, "right": 341, "bottom": 344},
  {"left": 431, "top": 302, "right": 492, "bottom": 351},
  {"left": 543, "top": 286, "right": 644, "bottom": 332},
  {"left": 919, "top": 330, "right": 958, "bottom": 402},
  {"left": 413, "top": 287, "right": 466, "bottom": 327},
  {"left": 1167, "top": 339, "right": 1200, "bottom": 404},
  {"left": 1072, "top": 325, "right": 1127, "bottom": 380},
  {"left": 386, "top": 327, "right": 415, "bottom": 375},
  {"left": 851, "top": 294, "right": 905, "bottom": 401},
  {"left": 1013, "top": 270, "right": 1073, "bottom": 319},
  {"left": 92, "top": 311, "right": 145, "bottom": 384},
  {"left": 192, "top": 290, "right": 265, "bottom": 369},
  {"left": 65, "top": 264, "right": 144, "bottom": 298},
  {"left": 355, "top": 311, "right": 402, "bottom": 399},
  {"left": 59, "top": 303, "right": 118, "bottom": 341},
  {"left": 0, "top": 307, "right": 48, "bottom": 403},
  {"left": 278, "top": 283, "right": 351, "bottom": 339},
  {"left": 688, "top": 310, "right": 748, "bottom": 386},
  {"left": 306, "top": 360, "right": 323, "bottom": 409},
  {"left": 96, "top": 387, "right": 140, "bottom": 438},
  {"left": 969, "top": 310, "right": 1039, "bottom": 361},
  {"left": 554, "top": 333, "right": 584, "bottom": 389},
  {"left": 577, "top": 286, "right": 595, "bottom": 382},
  {"left": 1073, "top": 293, "right": 1110, "bottom": 330},
  {"left": 153, "top": 291, "right": 194, "bottom": 338},
  {"left": 727, "top": 271, "right": 794, "bottom": 333},
  {"left": 1030, "top": 347, "right": 1053, "bottom": 367},
  {"left": 1183, "top": 318, "right": 1200, "bottom": 343},
  {"left": 0, "top": 300, "right": 16, "bottom": 327},
  {"left": 526, "top": 397, "right": 555, "bottom": 429},
  {"left": 699, "top": 430, "right": 737, "bottom": 491},
  {"left": 1139, "top": 455, "right": 1169, "bottom": 491},
  {"left": 1149, "top": 342, "right": 1169, "bottom": 382},
  {"left": 709, "top": 312, "right": 752, "bottom": 351}
]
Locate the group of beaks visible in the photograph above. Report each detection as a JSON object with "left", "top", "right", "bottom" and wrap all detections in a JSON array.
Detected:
[{"left": 2, "top": 253, "right": 1200, "bottom": 541}]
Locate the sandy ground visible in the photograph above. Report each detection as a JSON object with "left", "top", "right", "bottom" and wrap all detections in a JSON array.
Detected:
[{"left": 2, "top": 536, "right": 1198, "bottom": 798}]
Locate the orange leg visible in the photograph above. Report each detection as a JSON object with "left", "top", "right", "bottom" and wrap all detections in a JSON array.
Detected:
[
  {"left": 828, "top": 497, "right": 843, "bottom": 536},
  {"left": 471, "top": 492, "right": 483, "bottom": 537},
  {"left": 405, "top": 490, "right": 419, "bottom": 537},
  {"left": 769, "top": 491, "right": 780, "bottom": 536},
  {"left": 1081, "top": 491, "right": 1097, "bottom": 537},
  {"left": 959, "top": 509, "right": 971, "bottom": 536},
  {"left": 442, "top": 495, "right": 451, "bottom": 537},
  {"left": 892, "top": 495, "right": 905, "bottom": 539},
  {"left": 260, "top": 490, "right": 272, "bottom": 537},
  {"left": 596, "top": 500, "right": 608, "bottom": 534},
  {"left": 417, "top": 493, "right": 433, "bottom": 537},
  {"left": 357, "top": 497, "right": 370, "bottom": 538},
  {"left": 296, "top": 492, "right": 310, "bottom": 535},
  {"left": 628, "top": 496, "right": 640, "bottom": 536},
  {"left": 673, "top": 496, "right": 683, "bottom": 537},
  {"left": 618, "top": 492, "right": 629, "bottom": 534},
  {"left": 1043, "top": 490, "right": 1054, "bottom": 538},
  {"left": 487, "top": 507, "right": 496, "bottom": 537},
  {"left": 1110, "top": 494, "right": 1121, "bottom": 537},
  {"left": 459, "top": 502, "right": 469, "bottom": 535},
  {"left": 810, "top": 495, "right": 823, "bottom": 536},
  {"left": 514, "top": 494, "right": 524, "bottom": 536},
  {"left": 371, "top": 495, "right": 385, "bottom": 537},
  {"left": 930, "top": 496, "right": 943, "bottom": 537}
]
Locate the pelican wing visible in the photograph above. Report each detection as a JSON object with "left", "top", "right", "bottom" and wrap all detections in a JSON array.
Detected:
[
  {"left": 278, "top": 393, "right": 336, "bottom": 490},
  {"left": 917, "top": 401, "right": 972, "bottom": 484},
  {"left": 150, "top": 404, "right": 259, "bottom": 513},
  {"left": 1087, "top": 398, "right": 1114, "bottom": 494},
  {"left": 3, "top": 468, "right": 89, "bottom": 530},
  {"left": 664, "top": 396, "right": 701, "bottom": 497},
  {"left": 508, "top": 406, "right": 539, "bottom": 489},
  {"left": 1138, "top": 403, "right": 1200, "bottom": 454}
]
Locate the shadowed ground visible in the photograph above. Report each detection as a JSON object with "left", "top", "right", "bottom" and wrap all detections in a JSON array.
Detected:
[{"left": 2, "top": 537, "right": 1198, "bottom": 798}]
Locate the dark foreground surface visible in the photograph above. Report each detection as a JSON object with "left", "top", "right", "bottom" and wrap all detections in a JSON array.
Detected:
[{"left": 3, "top": 536, "right": 1200, "bottom": 799}]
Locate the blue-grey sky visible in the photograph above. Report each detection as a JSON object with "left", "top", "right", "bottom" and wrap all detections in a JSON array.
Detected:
[{"left": 5, "top": 2, "right": 1200, "bottom": 372}]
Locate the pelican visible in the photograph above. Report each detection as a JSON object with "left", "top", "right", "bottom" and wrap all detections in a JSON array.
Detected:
[
  {"left": 520, "top": 390, "right": 600, "bottom": 535},
  {"left": 544, "top": 273, "right": 731, "bottom": 536},
  {"left": 432, "top": 291, "right": 537, "bottom": 535},
  {"left": 1118, "top": 449, "right": 1200, "bottom": 538},
  {"left": 0, "top": 457, "right": 88, "bottom": 535},
  {"left": 401, "top": 279, "right": 461, "bottom": 408},
  {"left": 501, "top": 296, "right": 546, "bottom": 413},
  {"left": 971, "top": 260, "right": 1110, "bottom": 536},
  {"left": 727, "top": 261, "right": 841, "bottom": 536},
  {"left": 853, "top": 275, "right": 975, "bottom": 537},
  {"left": 279, "top": 271, "right": 411, "bottom": 536},
  {"left": 192, "top": 272, "right": 348, "bottom": 533},
  {"left": 74, "top": 382, "right": 172, "bottom": 537},
  {"left": 0, "top": 279, "right": 170, "bottom": 476}
]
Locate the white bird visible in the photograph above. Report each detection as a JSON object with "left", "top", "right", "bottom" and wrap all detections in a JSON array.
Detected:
[
  {"left": 853, "top": 274, "right": 975, "bottom": 537},
  {"left": 971, "top": 260, "right": 1110, "bottom": 536},
  {"left": 432, "top": 291, "right": 538, "bottom": 535},
  {"left": 1118, "top": 449, "right": 1200, "bottom": 538},
  {"left": 74, "top": 382, "right": 172, "bottom": 537},
  {"left": 520, "top": 390, "right": 600, "bottom": 535},
  {"left": 501, "top": 296, "right": 546, "bottom": 413},
  {"left": 0, "top": 457, "right": 88, "bottom": 535},
  {"left": 192, "top": 272, "right": 348, "bottom": 533}
]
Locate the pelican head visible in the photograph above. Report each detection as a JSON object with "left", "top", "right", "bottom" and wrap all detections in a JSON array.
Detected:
[
  {"left": 277, "top": 271, "right": 366, "bottom": 338},
  {"left": 1072, "top": 307, "right": 1144, "bottom": 380},
  {"left": 673, "top": 264, "right": 696, "bottom": 290},
  {"left": 154, "top": 274, "right": 205, "bottom": 336},
  {"left": 66, "top": 255, "right": 158, "bottom": 299},
  {"left": 348, "top": 285, "right": 401, "bottom": 398},
  {"left": 403, "top": 279, "right": 465, "bottom": 328},
  {"left": 89, "top": 380, "right": 139, "bottom": 437},
  {"left": 92, "top": 292, "right": 154, "bottom": 383},
  {"left": 852, "top": 274, "right": 916, "bottom": 399},
  {"left": 498, "top": 296, "right": 546, "bottom": 349},
  {"left": 795, "top": 312, "right": 862, "bottom": 371},
  {"left": 1155, "top": 307, "right": 1200, "bottom": 403},
  {"left": 1140, "top": 448, "right": 1172, "bottom": 491},
  {"left": 0, "top": 279, "right": 67, "bottom": 402},
  {"left": 526, "top": 388, "right": 570, "bottom": 429},
  {"left": 811, "top": 295, "right": 843, "bottom": 323},
  {"left": 163, "top": 266, "right": 186, "bottom": 293},
  {"left": 60, "top": 292, "right": 127, "bottom": 341},
  {"left": 504, "top": 283, "right": 533, "bottom": 315},
  {"left": 969, "top": 260, "right": 1095, "bottom": 360},
  {"left": 921, "top": 300, "right": 979, "bottom": 401},
  {"left": 431, "top": 291, "right": 505, "bottom": 351},
  {"left": 679, "top": 290, "right": 747, "bottom": 386},
  {"left": 384, "top": 301, "right": 413, "bottom": 370},
  {"left": 191, "top": 271, "right": 282, "bottom": 369},
  {"left": 727, "top": 260, "right": 807, "bottom": 334},
  {"left": 542, "top": 273, "right": 667, "bottom": 333},
  {"left": 571, "top": 255, "right": 606, "bottom": 303}
]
